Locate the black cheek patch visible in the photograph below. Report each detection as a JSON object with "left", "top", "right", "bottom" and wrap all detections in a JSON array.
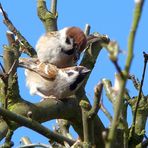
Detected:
[
  {"left": 69, "top": 74, "right": 85, "bottom": 91},
  {"left": 65, "top": 37, "right": 71, "bottom": 44},
  {"left": 67, "top": 71, "right": 74, "bottom": 76}
]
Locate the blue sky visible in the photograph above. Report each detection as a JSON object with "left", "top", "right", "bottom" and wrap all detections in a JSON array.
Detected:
[{"left": 0, "top": 0, "right": 148, "bottom": 147}]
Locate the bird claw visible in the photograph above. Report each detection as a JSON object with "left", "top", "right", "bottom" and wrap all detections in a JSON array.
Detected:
[{"left": 40, "top": 95, "right": 63, "bottom": 104}]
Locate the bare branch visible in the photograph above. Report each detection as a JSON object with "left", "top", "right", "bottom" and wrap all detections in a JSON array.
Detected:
[
  {"left": 128, "top": 74, "right": 144, "bottom": 97},
  {"left": 80, "top": 34, "right": 110, "bottom": 88},
  {"left": 80, "top": 100, "right": 92, "bottom": 147},
  {"left": 18, "top": 143, "right": 50, "bottom": 148},
  {"left": 100, "top": 102, "right": 112, "bottom": 122},
  {"left": 88, "top": 82, "right": 103, "bottom": 118},
  {"left": 106, "top": 1, "right": 145, "bottom": 147},
  {"left": 129, "top": 51, "right": 148, "bottom": 144},
  {"left": 0, "top": 107, "right": 75, "bottom": 146},
  {"left": 37, "top": 0, "right": 58, "bottom": 32},
  {"left": 79, "top": 82, "right": 103, "bottom": 147},
  {"left": 3, "top": 129, "right": 14, "bottom": 148},
  {"left": 84, "top": 24, "right": 91, "bottom": 36},
  {"left": 104, "top": 41, "right": 124, "bottom": 78},
  {"left": 50, "top": 0, "right": 57, "bottom": 16},
  {"left": 20, "top": 137, "right": 32, "bottom": 145},
  {"left": 0, "top": 3, "right": 36, "bottom": 57}
]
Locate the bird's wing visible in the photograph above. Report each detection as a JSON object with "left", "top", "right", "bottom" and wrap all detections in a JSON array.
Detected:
[{"left": 19, "top": 58, "right": 58, "bottom": 80}]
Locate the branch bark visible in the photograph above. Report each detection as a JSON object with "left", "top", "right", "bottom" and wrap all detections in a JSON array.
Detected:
[
  {"left": 0, "top": 4, "right": 36, "bottom": 57},
  {"left": 106, "top": 0, "right": 145, "bottom": 147},
  {"left": 0, "top": 1, "right": 110, "bottom": 148},
  {"left": 37, "top": 0, "right": 58, "bottom": 32},
  {"left": 0, "top": 107, "right": 75, "bottom": 146}
]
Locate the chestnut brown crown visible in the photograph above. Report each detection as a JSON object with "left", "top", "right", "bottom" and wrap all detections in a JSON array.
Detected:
[{"left": 66, "top": 27, "right": 87, "bottom": 53}]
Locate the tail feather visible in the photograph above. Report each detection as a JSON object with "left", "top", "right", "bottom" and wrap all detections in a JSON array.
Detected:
[{"left": 19, "top": 58, "right": 39, "bottom": 69}]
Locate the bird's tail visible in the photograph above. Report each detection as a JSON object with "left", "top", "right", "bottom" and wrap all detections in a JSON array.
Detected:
[{"left": 18, "top": 58, "right": 39, "bottom": 70}]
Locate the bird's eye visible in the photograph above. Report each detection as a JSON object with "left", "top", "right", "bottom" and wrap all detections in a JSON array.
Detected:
[{"left": 65, "top": 37, "right": 71, "bottom": 44}]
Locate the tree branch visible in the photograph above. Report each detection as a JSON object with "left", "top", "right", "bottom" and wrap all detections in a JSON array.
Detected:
[
  {"left": 3, "top": 129, "right": 14, "bottom": 148},
  {"left": 106, "top": 1, "right": 145, "bottom": 147},
  {"left": 80, "top": 33, "right": 110, "bottom": 88},
  {"left": 20, "top": 136, "right": 32, "bottom": 145},
  {"left": 0, "top": 119, "right": 8, "bottom": 140},
  {"left": 0, "top": 3, "right": 36, "bottom": 57},
  {"left": 128, "top": 74, "right": 144, "bottom": 97},
  {"left": 103, "top": 41, "right": 124, "bottom": 78},
  {"left": 88, "top": 82, "right": 103, "bottom": 118},
  {"left": 37, "top": 0, "right": 58, "bottom": 32},
  {"left": 84, "top": 24, "right": 91, "bottom": 36},
  {"left": 0, "top": 97, "right": 105, "bottom": 148},
  {"left": 80, "top": 100, "right": 92, "bottom": 147},
  {"left": 0, "top": 107, "right": 75, "bottom": 146},
  {"left": 129, "top": 52, "right": 148, "bottom": 144},
  {"left": 100, "top": 102, "right": 112, "bottom": 122},
  {"left": 50, "top": 0, "right": 57, "bottom": 16},
  {"left": 79, "top": 82, "right": 103, "bottom": 147}
]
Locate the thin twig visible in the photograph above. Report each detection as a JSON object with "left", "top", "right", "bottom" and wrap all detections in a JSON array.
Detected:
[
  {"left": 54, "top": 119, "right": 73, "bottom": 147},
  {"left": 18, "top": 143, "right": 50, "bottom": 148},
  {"left": 79, "top": 100, "right": 91, "bottom": 146},
  {"left": 20, "top": 137, "right": 32, "bottom": 145},
  {"left": 88, "top": 82, "right": 103, "bottom": 118},
  {"left": 50, "top": 0, "right": 57, "bottom": 16},
  {"left": 0, "top": 3, "right": 36, "bottom": 57},
  {"left": 129, "top": 74, "right": 140, "bottom": 90},
  {"left": 112, "top": 61, "right": 124, "bottom": 79},
  {"left": 1, "top": 60, "right": 18, "bottom": 109},
  {"left": 129, "top": 52, "right": 147, "bottom": 142},
  {"left": 7, "top": 60, "right": 17, "bottom": 75},
  {"left": 0, "top": 62, "right": 6, "bottom": 73},
  {"left": 79, "top": 82, "right": 103, "bottom": 147},
  {"left": 4, "top": 129, "right": 14, "bottom": 147},
  {"left": 106, "top": 1, "right": 145, "bottom": 147},
  {"left": 128, "top": 74, "right": 144, "bottom": 97},
  {"left": 84, "top": 24, "right": 91, "bottom": 36},
  {"left": 56, "top": 119, "right": 73, "bottom": 139},
  {"left": 100, "top": 102, "right": 112, "bottom": 122}
]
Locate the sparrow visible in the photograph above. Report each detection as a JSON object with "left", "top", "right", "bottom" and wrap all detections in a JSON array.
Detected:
[
  {"left": 18, "top": 58, "right": 90, "bottom": 100},
  {"left": 36, "top": 27, "right": 87, "bottom": 68}
]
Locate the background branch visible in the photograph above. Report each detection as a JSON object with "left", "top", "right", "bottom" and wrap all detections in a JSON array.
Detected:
[
  {"left": 50, "top": 0, "right": 57, "bottom": 16},
  {"left": 128, "top": 74, "right": 144, "bottom": 97},
  {"left": 106, "top": 1, "right": 145, "bottom": 147},
  {"left": 129, "top": 52, "right": 148, "bottom": 145},
  {"left": 80, "top": 82, "right": 103, "bottom": 147},
  {"left": 0, "top": 107, "right": 75, "bottom": 146},
  {"left": 0, "top": 3, "right": 36, "bottom": 57},
  {"left": 100, "top": 102, "right": 112, "bottom": 122},
  {"left": 37, "top": 0, "right": 58, "bottom": 32}
]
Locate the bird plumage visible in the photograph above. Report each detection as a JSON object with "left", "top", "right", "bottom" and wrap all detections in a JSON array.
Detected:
[
  {"left": 19, "top": 58, "right": 90, "bottom": 100},
  {"left": 36, "top": 27, "right": 87, "bottom": 68}
]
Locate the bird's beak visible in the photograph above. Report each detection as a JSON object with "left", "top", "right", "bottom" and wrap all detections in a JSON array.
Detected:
[{"left": 81, "top": 68, "right": 91, "bottom": 75}]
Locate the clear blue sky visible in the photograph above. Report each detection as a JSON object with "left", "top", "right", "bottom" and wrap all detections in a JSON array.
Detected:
[{"left": 0, "top": 0, "right": 148, "bottom": 147}]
